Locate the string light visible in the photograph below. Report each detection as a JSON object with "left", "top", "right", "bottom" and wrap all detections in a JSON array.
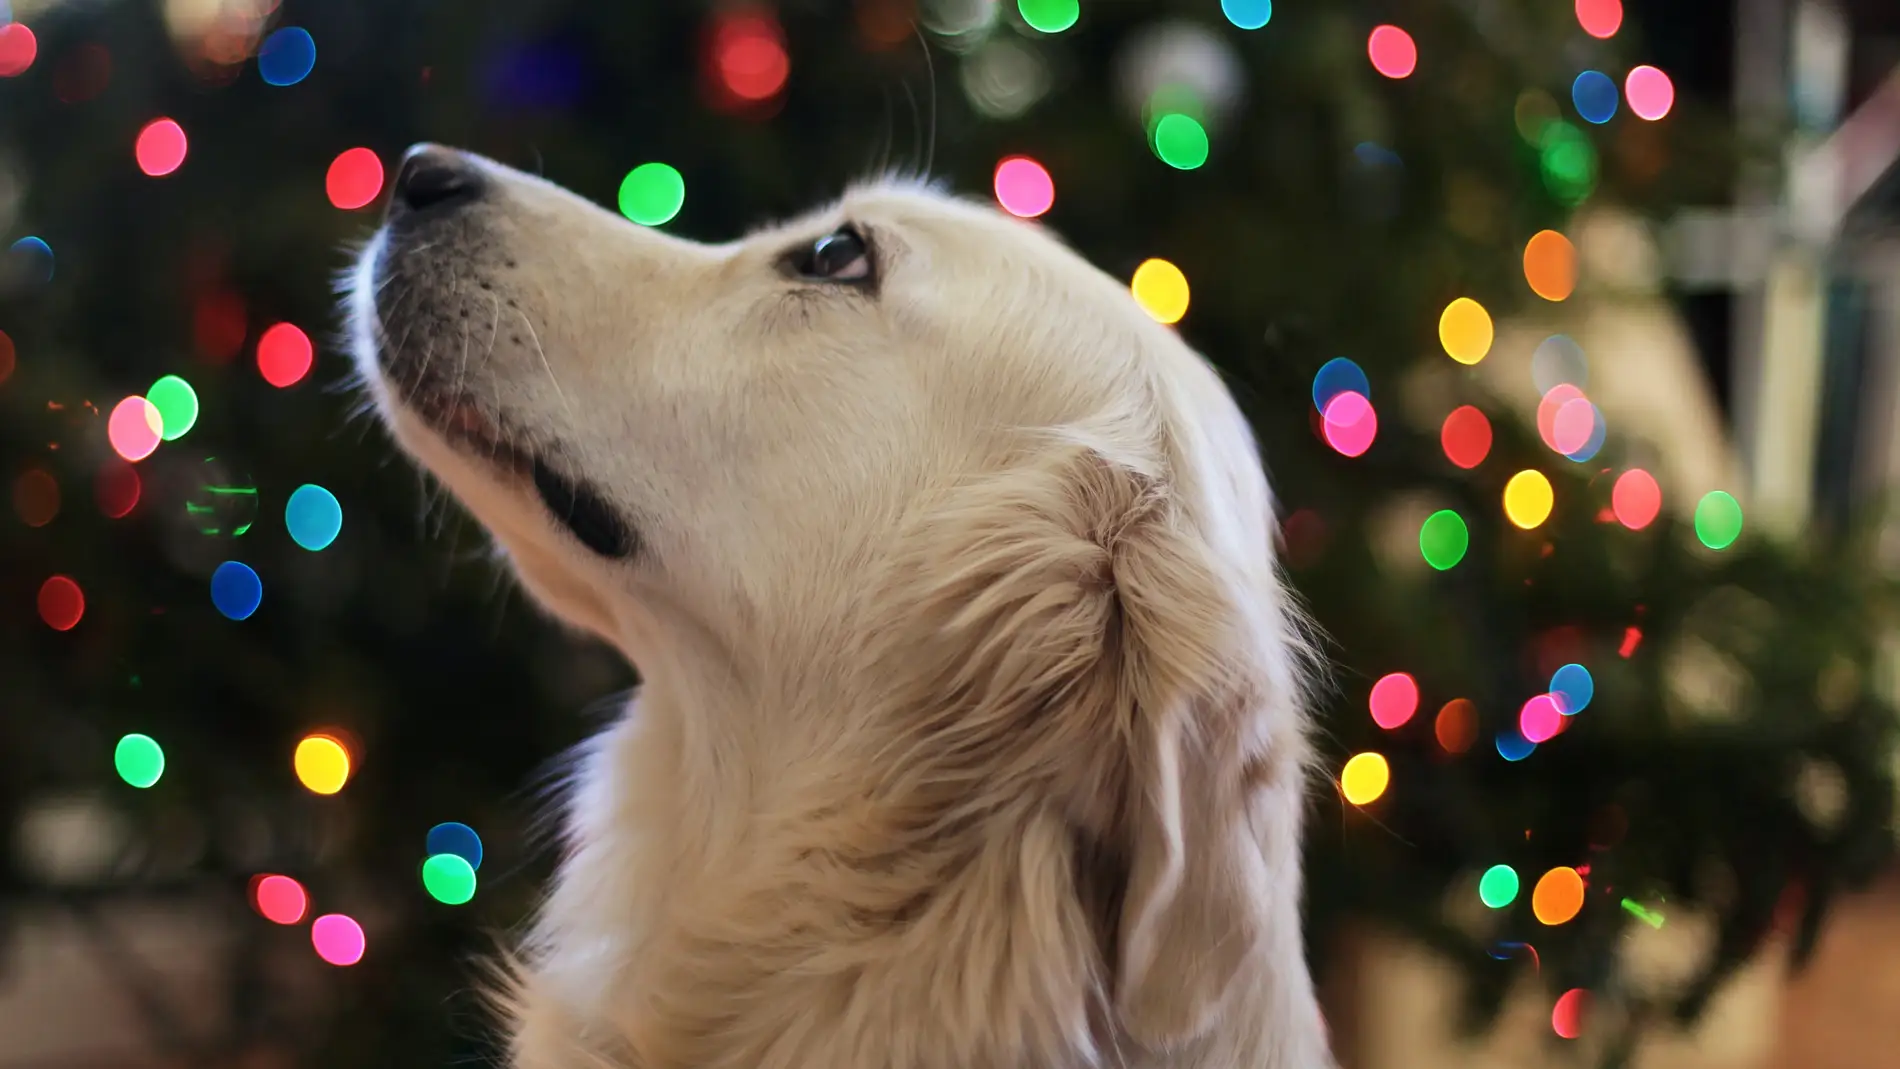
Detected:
[
  {"left": 1340, "top": 752, "right": 1390, "bottom": 805},
  {"left": 1503, "top": 470, "right": 1554, "bottom": 529},
  {"left": 294, "top": 733, "right": 353, "bottom": 795},
  {"left": 619, "top": 163, "right": 685, "bottom": 226},
  {"left": 993, "top": 156, "right": 1054, "bottom": 218},
  {"left": 1369, "top": 672, "right": 1419, "bottom": 729},
  {"left": 1367, "top": 26, "right": 1416, "bottom": 79},
  {"left": 1438, "top": 298, "right": 1493, "bottom": 364},
  {"left": 1532, "top": 866, "right": 1586, "bottom": 925}
]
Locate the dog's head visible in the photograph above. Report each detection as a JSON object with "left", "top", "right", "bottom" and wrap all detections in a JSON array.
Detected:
[{"left": 349, "top": 145, "right": 1327, "bottom": 1064}]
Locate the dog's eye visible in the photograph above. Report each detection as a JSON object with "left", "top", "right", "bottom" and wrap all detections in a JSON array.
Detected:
[{"left": 790, "top": 227, "right": 872, "bottom": 284}]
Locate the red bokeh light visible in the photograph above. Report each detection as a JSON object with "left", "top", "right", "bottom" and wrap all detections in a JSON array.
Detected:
[
  {"left": 326, "top": 147, "right": 385, "bottom": 210},
  {"left": 0, "top": 23, "right": 38, "bottom": 78},
  {"left": 993, "top": 156, "right": 1055, "bottom": 219},
  {"left": 1536, "top": 384, "right": 1587, "bottom": 451},
  {"left": 1440, "top": 405, "right": 1492, "bottom": 469},
  {"left": 1322, "top": 391, "right": 1378, "bottom": 457},
  {"left": 251, "top": 874, "right": 309, "bottom": 925},
  {"left": 1574, "top": 0, "right": 1622, "bottom": 38},
  {"left": 711, "top": 11, "right": 789, "bottom": 104},
  {"left": 312, "top": 914, "right": 367, "bottom": 966},
  {"left": 1369, "top": 672, "right": 1420, "bottom": 730},
  {"left": 0, "top": 329, "right": 13, "bottom": 384},
  {"left": 1611, "top": 468, "right": 1661, "bottom": 529},
  {"left": 136, "top": 118, "right": 189, "bottom": 177},
  {"left": 38, "top": 575, "right": 85, "bottom": 631},
  {"left": 107, "top": 396, "right": 164, "bottom": 462},
  {"left": 194, "top": 289, "right": 248, "bottom": 362},
  {"left": 1552, "top": 988, "right": 1590, "bottom": 1039},
  {"left": 96, "top": 461, "right": 142, "bottom": 518},
  {"left": 1367, "top": 25, "right": 1416, "bottom": 79},
  {"left": 257, "top": 322, "right": 314, "bottom": 387}
]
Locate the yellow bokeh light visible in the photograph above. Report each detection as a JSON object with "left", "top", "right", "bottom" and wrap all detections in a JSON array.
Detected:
[
  {"left": 1339, "top": 751, "right": 1390, "bottom": 806},
  {"left": 1503, "top": 469, "right": 1555, "bottom": 529},
  {"left": 1131, "top": 258, "right": 1190, "bottom": 325},
  {"left": 1438, "top": 297, "right": 1494, "bottom": 364},
  {"left": 294, "top": 734, "right": 352, "bottom": 795},
  {"left": 1532, "top": 865, "right": 1586, "bottom": 925}
]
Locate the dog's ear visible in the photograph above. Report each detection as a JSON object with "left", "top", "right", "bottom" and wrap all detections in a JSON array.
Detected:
[{"left": 1098, "top": 449, "right": 1299, "bottom": 1050}]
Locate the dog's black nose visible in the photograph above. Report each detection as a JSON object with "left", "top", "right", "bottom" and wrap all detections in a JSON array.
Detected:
[{"left": 391, "top": 144, "right": 484, "bottom": 215}]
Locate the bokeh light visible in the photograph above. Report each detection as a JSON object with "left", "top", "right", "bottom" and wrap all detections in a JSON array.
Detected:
[
  {"left": 1503, "top": 470, "right": 1554, "bottom": 529},
  {"left": 1612, "top": 468, "right": 1661, "bottom": 529},
  {"left": 421, "top": 853, "right": 478, "bottom": 905},
  {"left": 1435, "top": 698, "right": 1478, "bottom": 753},
  {"left": 1438, "top": 297, "right": 1494, "bottom": 365},
  {"left": 37, "top": 575, "right": 84, "bottom": 631},
  {"left": 294, "top": 733, "right": 352, "bottom": 795},
  {"left": 1017, "top": 0, "right": 1077, "bottom": 34},
  {"left": 993, "top": 156, "right": 1054, "bottom": 218},
  {"left": 1532, "top": 866, "right": 1586, "bottom": 925},
  {"left": 325, "top": 147, "right": 384, "bottom": 210},
  {"left": 1222, "top": 0, "right": 1272, "bottom": 30},
  {"left": 426, "top": 822, "right": 484, "bottom": 870},
  {"left": 1419, "top": 509, "right": 1469, "bottom": 570},
  {"left": 211, "top": 560, "right": 263, "bottom": 620},
  {"left": 1625, "top": 66, "right": 1675, "bottom": 121},
  {"left": 257, "top": 322, "right": 313, "bottom": 387},
  {"left": 257, "top": 26, "right": 316, "bottom": 86},
  {"left": 97, "top": 461, "right": 143, "bottom": 517},
  {"left": 1519, "top": 694, "right": 1565, "bottom": 743},
  {"left": 1562, "top": 403, "right": 1606, "bottom": 462},
  {"left": 1340, "top": 752, "right": 1390, "bottom": 806},
  {"left": 1694, "top": 490, "right": 1743, "bottom": 549},
  {"left": 619, "top": 162, "right": 686, "bottom": 226},
  {"left": 1441, "top": 405, "right": 1493, "bottom": 469},
  {"left": 15, "top": 468, "right": 58, "bottom": 527},
  {"left": 712, "top": 10, "right": 790, "bottom": 101},
  {"left": 1576, "top": 0, "right": 1622, "bottom": 38},
  {"left": 1496, "top": 730, "right": 1537, "bottom": 761},
  {"left": 188, "top": 459, "right": 259, "bottom": 536},
  {"left": 1321, "top": 392, "right": 1378, "bottom": 457},
  {"left": 1131, "top": 258, "right": 1190, "bottom": 324},
  {"left": 1151, "top": 113, "right": 1210, "bottom": 170},
  {"left": 1523, "top": 230, "right": 1576, "bottom": 301},
  {"left": 1552, "top": 396, "right": 1596, "bottom": 455},
  {"left": 114, "top": 733, "right": 164, "bottom": 788},
  {"left": 10, "top": 236, "right": 54, "bottom": 283},
  {"left": 285, "top": 484, "right": 343, "bottom": 551},
  {"left": 1539, "top": 121, "right": 1598, "bottom": 205},
  {"left": 1369, "top": 672, "right": 1419, "bottom": 729},
  {"left": 135, "top": 118, "right": 188, "bottom": 177},
  {"left": 107, "top": 396, "right": 164, "bottom": 462},
  {"left": 1479, "top": 864, "right": 1520, "bottom": 908},
  {"left": 146, "top": 374, "right": 199, "bottom": 440},
  {"left": 252, "top": 874, "right": 308, "bottom": 924},
  {"left": 0, "top": 22, "right": 36, "bottom": 78},
  {"left": 1550, "top": 663, "right": 1594, "bottom": 714},
  {"left": 0, "top": 329, "right": 13, "bottom": 384},
  {"left": 311, "top": 914, "right": 366, "bottom": 966},
  {"left": 1553, "top": 988, "right": 1590, "bottom": 1039},
  {"left": 1312, "top": 357, "right": 1370, "bottom": 412},
  {"left": 1514, "top": 89, "right": 1559, "bottom": 145},
  {"left": 1367, "top": 25, "right": 1416, "bottom": 79},
  {"left": 1571, "top": 70, "right": 1619, "bottom": 124}
]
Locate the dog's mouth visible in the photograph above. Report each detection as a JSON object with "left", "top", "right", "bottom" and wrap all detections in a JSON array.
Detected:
[{"left": 402, "top": 386, "right": 641, "bottom": 560}]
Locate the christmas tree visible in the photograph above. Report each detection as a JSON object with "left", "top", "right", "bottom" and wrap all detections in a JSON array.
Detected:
[{"left": 1, "top": 1, "right": 1893, "bottom": 1066}]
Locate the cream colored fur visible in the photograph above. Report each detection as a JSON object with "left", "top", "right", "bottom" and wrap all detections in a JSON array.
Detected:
[{"left": 348, "top": 150, "right": 1334, "bottom": 1069}]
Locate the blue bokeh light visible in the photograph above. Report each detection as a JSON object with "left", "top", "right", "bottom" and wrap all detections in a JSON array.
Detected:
[
  {"left": 285, "top": 483, "right": 343, "bottom": 551},
  {"left": 1572, "top": 70, "right": 1619, "bottom": 124},
  {"left": 1563, "top": 403, "right": 1606, "bottom": 462},
  {"left": 257, "top": 27, "right": 317, "bottom": 87},
  {"left": 1496, "top": 730, "right": 1537, "bottom": 762},
  {"left": 426, "top": 821, "right": 484, "bottom": 871},
  {"left": 1551, "top": 663, "right": 1595, "bottom": 715},
  {"left": 1312, "top": 357, "right": 1371, "bottom": 412},
  {"left": 1222, "top": 0, "right": 1272, "bottom": 30},
  {"left": 211, "top": 561, "right": 262, "bottom": 621}
]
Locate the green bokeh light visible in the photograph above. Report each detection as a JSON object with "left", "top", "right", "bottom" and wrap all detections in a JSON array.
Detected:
[
  {"left": 421, "top": 853, "right": 477, "bottom": 905},
  {"left": 1419, "top": 509, "right": 1470, "bottom": 570},
  {"left": 1152, "top": 113, "right": 1210, "bottom": 170},
  {"left": 617, "top": 163, "right": 685, "bottom": 227},
  {"left": 115, "top": 733, "right": 165, "bottom": 789},
  {"left": 187, "top": 457, "right": 258, "bottom": 537},
  {"left": 1539, "top": 121, "right": 1597, "bottom": 206},
  {"left": 1479, "top": 864, "right": 1520, "bottom": 908},
  {"left": 1017, "top": 0, "right": 1077, "bottom": 33},
  {"left": 1694, "top": 490, "right": 1743, "bottom": 550},
  {"left": 146, "top": 375, "right": 198, "bottom": 441}
]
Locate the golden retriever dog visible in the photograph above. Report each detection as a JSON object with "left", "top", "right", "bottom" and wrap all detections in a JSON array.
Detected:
[{"left": 346, "top": 144, "right": 1333, "bottom": 1069}]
